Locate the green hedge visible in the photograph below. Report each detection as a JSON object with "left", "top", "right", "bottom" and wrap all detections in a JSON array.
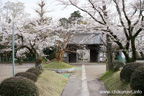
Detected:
[
  {"left": 15, "top": 72, "right": 38, "bottom": 82},
  {"left": 26, "top": 68, "right": 41, "bottom": 76},
  {"left": 120, "top": 62, "right": 143, "bottom": 82},
  {"left": 130, "top": 66, "right": 144, "bottom": 95},
  {"left": 0, "top": 77, "right": 39, "bottom": 96}
]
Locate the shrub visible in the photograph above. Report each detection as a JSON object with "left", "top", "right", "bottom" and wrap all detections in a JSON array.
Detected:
[
  {"left": 43, "top": 61, "right": 73, "bottom": 69},
  {"left": 15, "top": 72, "right": 37, "bottom": 82},
  {"left": 0, "top": 77, "right": 39, "bottom": 96},
  {"left": 43, "top": 47, "right": 56, "bottom": 60},
  {"left": 120, "top": 62, "right": 143, "bottom": 82},
  {"left": 130, "top": 66, "right": 144, "bottom": 95},
  {"left": 112, "top": 60, "right": 124, "bottom": 71},
  {"left": 26, "top": 68, "right": 41, "bottom": 76}
]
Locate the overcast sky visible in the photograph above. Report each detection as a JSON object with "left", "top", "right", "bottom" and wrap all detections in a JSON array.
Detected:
[{"left": 1, "top": 0, "right": 79, "bottom": 20}]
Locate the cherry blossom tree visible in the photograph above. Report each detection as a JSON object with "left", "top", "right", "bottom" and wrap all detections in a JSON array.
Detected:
[
  {"left": 0, "top": 1, "right": 30, "bottom": 23},
  {"left": 0, "top": 0, "right": 55, "bottom": 63},
  {"left": 0, "top": 19, "right": 56, "bottom": 64},
  {"left": 15, "top": 20, "right": 55, "bottom": 58},
  {"left": 14, "top": 0, "right": 55, "bottom": 61},
  {"left": 0, "top": 21, "right": 12, "bottom": 54},
  {"left": 54, "top": 10, "right": 89, "bottom": 61},
  {"left": 58, "top": 0, "right": 144, "bottom": 63}
]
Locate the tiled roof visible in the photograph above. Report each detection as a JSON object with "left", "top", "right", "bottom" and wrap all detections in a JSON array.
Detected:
[{"left": 69, "top": 32, "right": 102, "bottom": 44}]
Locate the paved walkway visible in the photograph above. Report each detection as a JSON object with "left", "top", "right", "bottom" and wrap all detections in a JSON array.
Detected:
[{"left": 62, "top": 63, "right": 107, "bottom": 96}]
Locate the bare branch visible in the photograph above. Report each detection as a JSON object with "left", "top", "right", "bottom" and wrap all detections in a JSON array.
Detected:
[
  {"left": 113, "top": 0, "right": 129, "bottom": 39},
  {"left": 69, "top": 0, "right": 105, "bottom": 25},
  {"left": 122, "top": 0, "right": 131, "bottom": 25},
  {"left": 133, "top": 28, "right": 142, "bottom": 38},
  {"left": 88, "top": 0, "right": 106, "bottom": 24}
]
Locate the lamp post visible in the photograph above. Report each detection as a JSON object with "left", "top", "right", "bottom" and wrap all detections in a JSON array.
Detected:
[{"left": 12, "top": 21, "right": 15, "bottom": 77}]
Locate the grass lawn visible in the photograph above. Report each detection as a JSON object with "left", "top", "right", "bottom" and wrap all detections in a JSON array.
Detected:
[
  {"left": 36, "top": 70, "right": 68, "bottom": 96},
  {"left": 74, "top": 67, "right": 82, "bottom": 70},
  {"left": 100, "top": 71, "right": 134, "bottom": 96},
  {"left": 43, "top": 61, "right": 73, "bottom": 69},
  {"left": 61, "top": 74, "right": 71, "bottom": 78}
]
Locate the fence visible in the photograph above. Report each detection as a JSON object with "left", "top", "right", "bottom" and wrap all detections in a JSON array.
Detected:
[{"left": 0, "top": 56, "right": 35, "bottom": 63}]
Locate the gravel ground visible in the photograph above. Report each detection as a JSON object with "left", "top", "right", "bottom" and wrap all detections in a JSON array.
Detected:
[{"left": 0, "top": 63, "right": 34, "bottom": 82}]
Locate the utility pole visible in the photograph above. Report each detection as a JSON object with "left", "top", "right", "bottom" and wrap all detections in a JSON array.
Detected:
[{"left": 12, "top": 21, "right": 15, "bottom": 77}]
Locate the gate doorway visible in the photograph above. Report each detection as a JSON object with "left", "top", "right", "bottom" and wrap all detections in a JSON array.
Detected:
[
  {"left": 62, "top": 33, "right": 105, "bottom": 63},
  {"left": 77, "top": 49, "right": 90, "bottom": 63}
]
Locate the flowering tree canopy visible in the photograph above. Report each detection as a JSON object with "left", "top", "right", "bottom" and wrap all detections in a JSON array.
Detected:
[{"left": 58, "top": 0, "right": 144, "bottom": 62}]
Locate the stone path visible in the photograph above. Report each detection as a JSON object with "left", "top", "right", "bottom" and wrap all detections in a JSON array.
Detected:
[
  {"left": 62, "top": 64, "right": 107, "bottom": 96},
  {"left": 82, "top": 65, "right": 89, "bottom": 96},
  {"left": 62, "top": 65, "right": 82, "bottom": 96}
]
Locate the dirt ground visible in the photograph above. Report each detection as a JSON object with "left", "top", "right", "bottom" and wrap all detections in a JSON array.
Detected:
[{"left": 0, "top": 63, "right": 34, "bottom": 82}]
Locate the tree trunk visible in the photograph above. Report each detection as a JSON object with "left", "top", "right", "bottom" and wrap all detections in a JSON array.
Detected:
[
  {"left": 122, "top": 50, "right": 131, "bottom": 63},
  {"left": 56, "top": 50, "right": 64, "bottom": 61},
  {"left": 130, "top": 38, "right": 137, "bottom": 62},
  {"left": 121, "top": 38, "right": 137, "bottom": 63},
  {"left": 106, "top": 35, "right": 113, "bottom": 71},
  {"left": 18, "top": 57, "right": 23, "bottom": 65},
  {"left": 102, "top": 1, "right": 113, "bottom": 71},
  {"left": 140, "top": 51, "right": 144, "bottom": 59}
]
